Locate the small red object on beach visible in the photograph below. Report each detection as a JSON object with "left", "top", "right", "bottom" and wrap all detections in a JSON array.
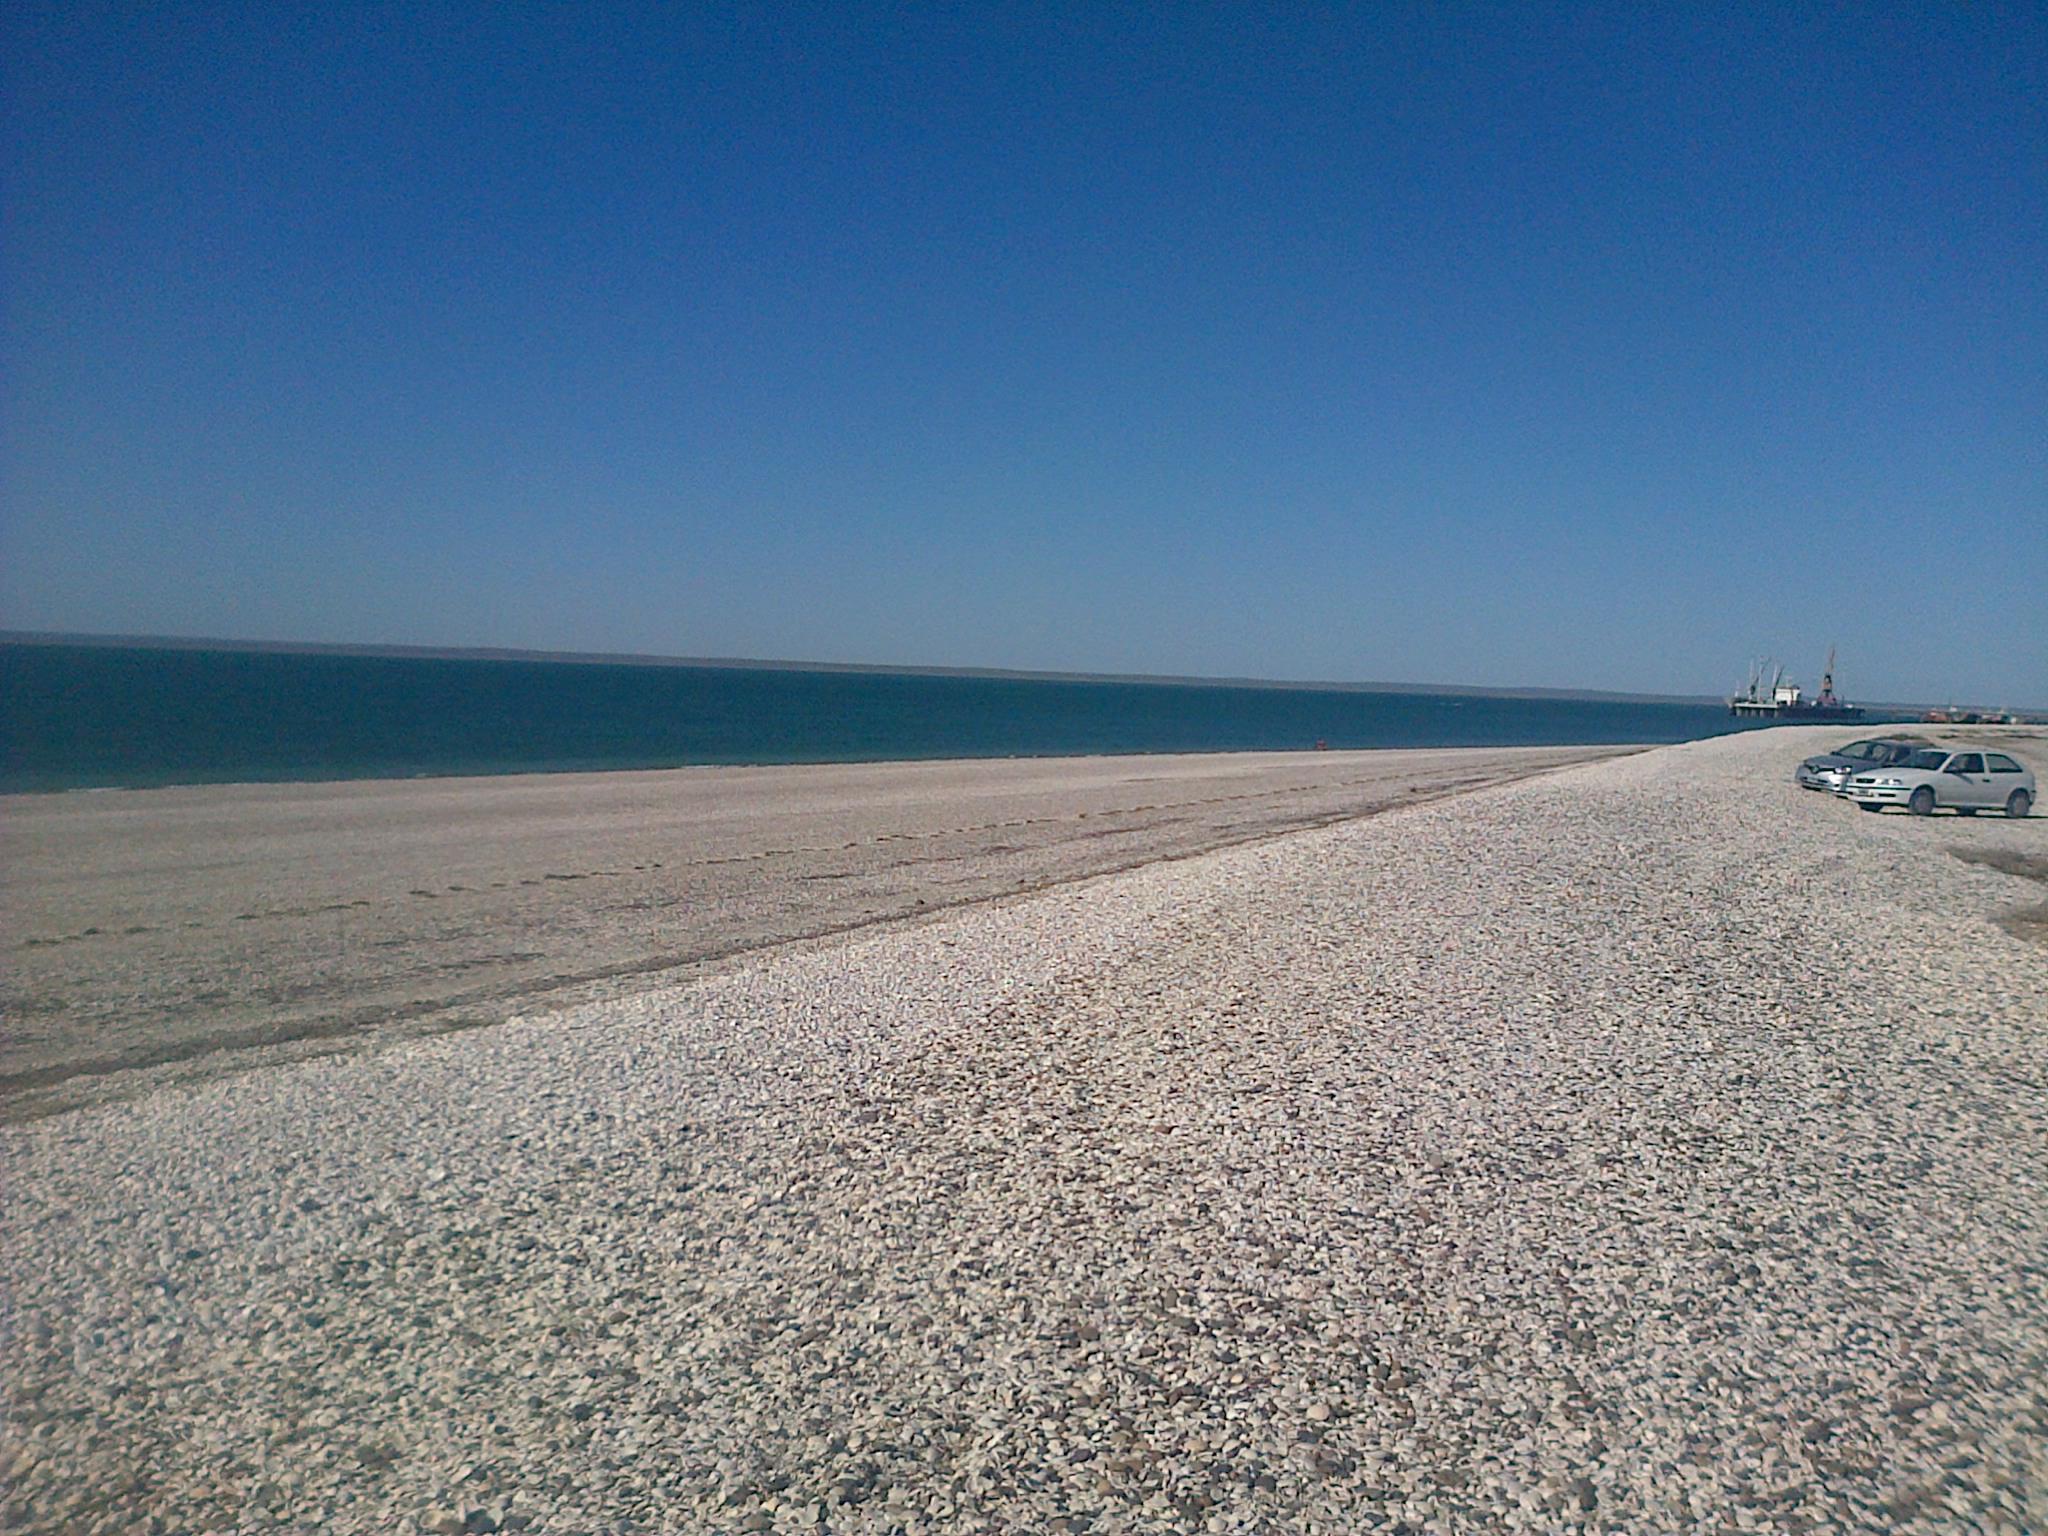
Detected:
[{"left": 1315, "top": 739, "right": 1328, "bottom": 751}]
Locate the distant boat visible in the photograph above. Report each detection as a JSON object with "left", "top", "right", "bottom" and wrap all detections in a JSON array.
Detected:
[
  {"left": 1729, "top": 648, "right": 1865, "bottom": 721},
  {"left": 1922, "top": 706, "right": 2017, "bottom": 725}
]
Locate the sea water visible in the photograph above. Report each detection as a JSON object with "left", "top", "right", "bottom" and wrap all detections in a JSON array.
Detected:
[{"left": 1, "top": 642, "right": 1782, "bottom": 793}]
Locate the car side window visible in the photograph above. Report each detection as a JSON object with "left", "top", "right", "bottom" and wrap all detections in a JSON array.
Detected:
[
  {"left": 1952, "top": 753, "right": 1985, "bottom": 774},
  {"left": 1987, "top": 754, "right": 2022, "bottom": 773}
]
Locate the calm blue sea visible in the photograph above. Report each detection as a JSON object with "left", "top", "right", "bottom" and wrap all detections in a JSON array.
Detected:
[{"left": 2, "top": 643, "right": 1781, "bottom": 794}]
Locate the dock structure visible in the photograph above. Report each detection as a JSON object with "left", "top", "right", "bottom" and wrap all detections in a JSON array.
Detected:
[{"left": 1729, "top": 649, "right": 1865, "bottom": 721}]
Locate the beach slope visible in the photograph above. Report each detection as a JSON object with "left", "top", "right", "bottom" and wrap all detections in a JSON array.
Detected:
[
  {"left": 0, "top": 745, "right": 1618, "bottom": 1117},
  {"left": 2, "top": 727, "right": 2044, "bottom": 1534}
]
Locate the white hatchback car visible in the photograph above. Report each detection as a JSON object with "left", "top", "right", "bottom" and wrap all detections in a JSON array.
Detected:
[{"left": 1846, "top": 748, "right": 2034, "bottom": 817}]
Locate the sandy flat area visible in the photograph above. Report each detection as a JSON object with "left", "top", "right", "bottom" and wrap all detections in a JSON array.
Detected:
[
  {"left": 2, "top": 726, "right": 2043, "bottom": 1534},
  {"left": 0, "top": 745, "right": 1620, "bottom": 1118}
]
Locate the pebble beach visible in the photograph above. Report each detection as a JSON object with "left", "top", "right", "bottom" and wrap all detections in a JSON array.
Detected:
[{"left": 3, "top": 726, "right": 2044, "bottom": 1534}]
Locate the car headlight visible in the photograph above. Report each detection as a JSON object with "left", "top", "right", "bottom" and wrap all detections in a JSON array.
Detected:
[{"left": 1875, "top": 777, "right": 1903, "bottom": 786}]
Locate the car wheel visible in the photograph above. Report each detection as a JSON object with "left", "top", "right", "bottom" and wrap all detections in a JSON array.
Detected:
[
  {"left": 1909, "top": 786, "right": 1936, "bottom": 816},
  {"left": 2010, "top": 789, "right": 2034, "bottom": 819}
]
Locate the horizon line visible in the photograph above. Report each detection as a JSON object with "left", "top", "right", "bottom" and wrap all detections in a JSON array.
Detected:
[{"left": 3, "top": 628, "right": 2036, "bottom": 716}]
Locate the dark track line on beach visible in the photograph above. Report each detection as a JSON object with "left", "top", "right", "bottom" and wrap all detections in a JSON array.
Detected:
[{"left": 1947, "top": 845, "right": 2048, "bottom": 948}]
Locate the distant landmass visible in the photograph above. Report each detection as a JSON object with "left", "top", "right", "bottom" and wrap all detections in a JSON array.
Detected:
[{"left": 0, "top": 629, "right": 1722, "bottom": 706}]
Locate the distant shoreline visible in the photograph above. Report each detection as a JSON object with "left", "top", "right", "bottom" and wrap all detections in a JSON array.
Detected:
[{"left": 0, "top": 628, "right": 1724, "bottom": 707}]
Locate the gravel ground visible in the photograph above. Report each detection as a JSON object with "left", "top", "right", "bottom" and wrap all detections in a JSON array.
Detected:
[{"left": 2, "top": 727, "right": 2044, "bottom": 1535}]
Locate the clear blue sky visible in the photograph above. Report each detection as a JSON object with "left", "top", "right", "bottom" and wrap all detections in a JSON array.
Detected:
[{"left": 4, "top": 4, "right": 2043, "bottom": 703}]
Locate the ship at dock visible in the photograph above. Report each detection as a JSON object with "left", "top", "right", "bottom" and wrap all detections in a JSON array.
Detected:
[{"left": 1729, "top": 648, "right": 1866, "bottom": 721}]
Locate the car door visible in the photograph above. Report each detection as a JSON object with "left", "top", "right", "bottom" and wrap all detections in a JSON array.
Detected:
[
  {"left": 1986, "top": 753, "right": 2029, "bottom": 807},
  {"left": 1947, "top": 752, "right": 1992, "bottom": 807}
]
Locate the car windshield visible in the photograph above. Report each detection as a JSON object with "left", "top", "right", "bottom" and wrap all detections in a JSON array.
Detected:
[
  {"left": 1902, "top": 750, "right": 1949, "bottom": 771},
  {"left": 1834, "top": 742, "right": 1876, "bottom": 759}
]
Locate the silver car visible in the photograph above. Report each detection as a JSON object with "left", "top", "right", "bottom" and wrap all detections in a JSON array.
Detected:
[
  {"left": 1794, "top": 737, "right": 1927, "bottom": 793},
  {"left": 1846, "top": 748, "right": 2035, "bottom": 817}
]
